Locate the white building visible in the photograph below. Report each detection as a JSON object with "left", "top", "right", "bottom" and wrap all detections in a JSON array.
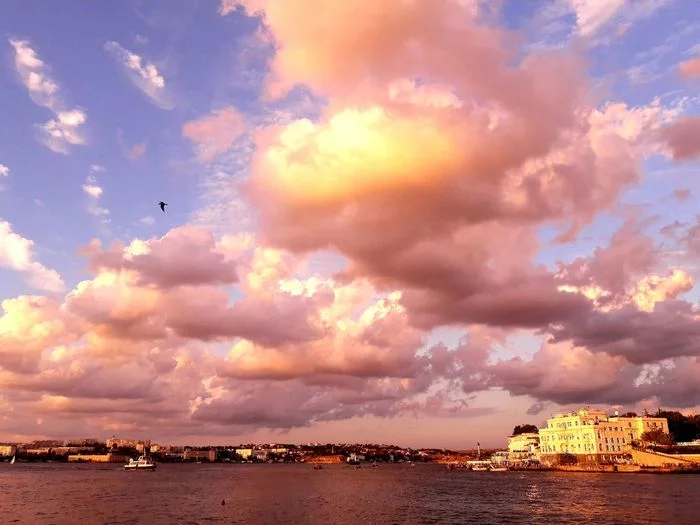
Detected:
[{"left": 507, "top": 432, "right": 540, "bottom": 462}]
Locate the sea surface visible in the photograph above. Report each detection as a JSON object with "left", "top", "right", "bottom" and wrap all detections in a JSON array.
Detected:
[{"left": 1, "top": 462, "right": 698, "bottom": 524}]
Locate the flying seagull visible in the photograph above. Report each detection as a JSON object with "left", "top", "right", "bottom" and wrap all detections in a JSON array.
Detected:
[{"left": 158, "top": 201, "right": 167, "bottom": 212}]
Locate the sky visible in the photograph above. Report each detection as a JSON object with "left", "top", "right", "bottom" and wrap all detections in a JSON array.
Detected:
[{"left": 1, "top": 0, "right": 700, "bottom": 449}]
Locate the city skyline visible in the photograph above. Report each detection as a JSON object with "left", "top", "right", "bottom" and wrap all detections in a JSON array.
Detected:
[{"left": 2, "top": 0, "right": 700, "bottom": 450}]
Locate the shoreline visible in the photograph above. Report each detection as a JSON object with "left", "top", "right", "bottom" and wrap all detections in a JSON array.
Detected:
[{"left": 5, "top": 460, "right": 700, "bottom": 474}]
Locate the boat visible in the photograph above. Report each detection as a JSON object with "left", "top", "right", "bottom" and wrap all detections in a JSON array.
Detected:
[
  {"left": 313, "top": 464, "right": 323, "bottom": 470},
  {"left": 124, "top": 455, "right": 156, "bottom": 471},
  {"left": 10, "top": 454, "right": 15, "bottom": 464},
  {"left": 490, "top": 465, "right": 509, "bottom": 471},
  {"left": 467, "top": 460, "right": 491, "bottom": 471}
]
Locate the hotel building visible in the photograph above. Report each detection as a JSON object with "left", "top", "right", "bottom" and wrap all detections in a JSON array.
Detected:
[{"left": 538, "top": 407, "right": 669, "bottom": 464}]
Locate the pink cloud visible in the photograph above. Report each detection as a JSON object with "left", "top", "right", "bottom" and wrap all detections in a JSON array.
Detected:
[
  {"left": 660, "top": 117, "right": 700, "bottom": 161},
  {"left": 4, "top": 0, "right": 700, "bottom": 445},
  {"left": 679, "top": 57, "right": 700, "bottom": 79},
  {"left": 182, "top": 106, "right": 246, "bottom": 163}
]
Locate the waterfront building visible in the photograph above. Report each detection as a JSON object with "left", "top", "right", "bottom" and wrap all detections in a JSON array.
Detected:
[
  {"left": 0, "top": 445, "right": 16, "bottom": 457},
  {"left": 538, "top": 407, "right": 669, "bottom": 465},
  {"left": 236, "top": 448, "right": 254, "bottom": 459},
  {"left": 183, "top": 449, "right": 217, "bottom": 462},
  {"left": 507, "top": 432, "right": 540, "bottom": 462}
]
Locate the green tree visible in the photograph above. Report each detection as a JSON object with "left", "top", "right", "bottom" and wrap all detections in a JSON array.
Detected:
[{"left": 511, "top": 424, "right": 539, "bottom": 436}]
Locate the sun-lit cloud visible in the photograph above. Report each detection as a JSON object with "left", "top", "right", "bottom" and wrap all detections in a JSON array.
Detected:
[
  {"left": 104, "top": 41, "right": 174, "bottom": 110},
  {"left": 0, "top": 220, "right": 64, "bottom": 293},
  {"left": 0, "top": 164, "right": 9, "bottom": 177},
  {"left": 8, "top": 38, "right": 88, "bottom": 154},
  {"left": 4, "top": 0, "right": 700, "bottom": 445}
]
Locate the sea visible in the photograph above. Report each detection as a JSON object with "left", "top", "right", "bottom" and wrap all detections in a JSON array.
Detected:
[{"left": 1, "top": 462, "right": 698, "bottom": 524}]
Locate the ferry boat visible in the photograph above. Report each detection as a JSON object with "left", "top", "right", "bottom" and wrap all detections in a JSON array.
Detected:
[{"left": 124, "top": 455, "right": 156, "bottom": 471}]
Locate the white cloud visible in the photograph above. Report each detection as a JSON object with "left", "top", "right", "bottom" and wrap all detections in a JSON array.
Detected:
[
  {"left": 39, "top": 109, "right": 88, "bottom": 154},
  {"left": 8, "top": 39, "right": 87, "bottom": 154},
  {"left": 0, "top": 164, "right": 9, "bottom": 177},
  {"left": 568, "top": 0, "right": 626, "bottom": 37},
  {"left": 139, "top": 216, "right": 155, "bottom": 225},
  {"left": 536, "top": 0, "right": 674, "bottom": 48},
  {"left": 82, "top": 175, "right": 110, "bottom": 220},
  {"left": 104, "top": 41, "right": 173, "bottom": 110},
  {"left": 0, "top": 220, "right": 64, "bottom": 293},
  {"left": 89, "top": 164, "right": 106, "bottom": 173}
]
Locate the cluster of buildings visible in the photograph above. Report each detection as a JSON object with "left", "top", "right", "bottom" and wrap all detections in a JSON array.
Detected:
[
  {"left": 0, "top": 438, "right": 424, "bottom": 464},
  {"left": 507, "top": 407, "right": 671, "bottom": 465},
  {"left": 3, "top": 407, "right": 691, "bottom": 468}
]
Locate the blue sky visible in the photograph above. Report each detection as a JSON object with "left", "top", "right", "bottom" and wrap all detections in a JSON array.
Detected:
[{"left": 2, "top": 0, "right": 700, "bottom": 446}]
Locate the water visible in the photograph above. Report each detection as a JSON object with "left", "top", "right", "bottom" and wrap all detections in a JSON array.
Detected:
[{"left": 1, "top": 462, "right": 697, "bottom": 524}]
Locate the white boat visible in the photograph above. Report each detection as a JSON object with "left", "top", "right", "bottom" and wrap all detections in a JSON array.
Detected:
[
  {"left": 10, "top": 454, "right": 15, "bottom": 464},
  {"left": 490, "top": 465, "right": 509, "bottom": 471},
  {"left": 467, "top": 460, "right": 491, "bottom": 471},
  {"left": 124, "top": 455, "right": 156, "bottom": 471}
]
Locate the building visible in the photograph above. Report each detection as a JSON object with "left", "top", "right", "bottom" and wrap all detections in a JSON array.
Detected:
[
  {"left": 67, "top": 453, "right": 130, "bottom": 463},
  {"left": 507, "top": 432, "right": 540, "bottom": 462},
  {"left": 538, "top": 408, "right": 669, "bottom": 464},
  {"left": 0, "top": 445, "right": 16, "bottom": 457},
  {"left": 236, "top": 448, "right": 254, "bottom": 459},
  {"left": 183, "top": 449, "right": 217, "bottom": 462},
  {"left": 107, "top": 438, "right": 150, "bottom": 449}
]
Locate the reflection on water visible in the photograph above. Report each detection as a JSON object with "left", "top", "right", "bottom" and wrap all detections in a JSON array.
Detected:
[{"left": 1, "top": 463, "right": 698, "bottom": 524}]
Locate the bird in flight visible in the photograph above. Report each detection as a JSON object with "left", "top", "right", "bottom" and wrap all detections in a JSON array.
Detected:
[{"left": 158, "top": 201, "right": 167, "bottom": 212}]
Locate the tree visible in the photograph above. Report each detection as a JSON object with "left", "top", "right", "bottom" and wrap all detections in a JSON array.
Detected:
[
  {"left": 641, "top": 429, "right": 674, "bottom": 446},
  {"left": 620, "top": 412, "right": 638, "bottom": 418},
  {"left": 512, "top": 424, "right": 539, "bottom": 436}
]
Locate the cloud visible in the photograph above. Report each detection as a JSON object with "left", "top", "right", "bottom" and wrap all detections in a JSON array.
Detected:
[
  {"left": 8, "top": 39, "right": 87, "bottom": 154},
  {"left": 0, "top": 164, "right": 8, "bottom": 177},
  {"left": 182, "top": 106, "right": 247, "bottom": 163},
  {"left": 5, "top": 0, "right": 700, "bottom": 442},
  {"left": 0, "top": 220, "right": 64, "bottom": 293},
  {"left": 660, "top": 117, "right": 700, "bottom": 160},
  {"left": 82, "top": 175, "right": 110, "bottom": 220},
  {"left": 679, "top": 57, "right": 700, "bottom": 79},
  {"left": 104, "top": 41, "right": 174, "bottom": 110},
  {"left": 128, "top": 142, "right": 147, "bottom": 160},
  {"left": 567, "top": 0, "right": 627, "bottom": 37}
]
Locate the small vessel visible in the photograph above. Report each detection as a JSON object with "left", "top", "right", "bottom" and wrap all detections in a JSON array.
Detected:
[
  {"left": 124, "top": 455, "right": 156, "bottom": 471},
  {"left": 313, "top": 464, "right": 323, "bottom": 470},
  {"left": 490, "top": 465, "right": 509, "bottom": 471},
  {"left": 10, "top": 454, "right": 15, "bottom": 464},
  {"left": 468, "top": 460, "right": 491, "bottom": 471}
]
